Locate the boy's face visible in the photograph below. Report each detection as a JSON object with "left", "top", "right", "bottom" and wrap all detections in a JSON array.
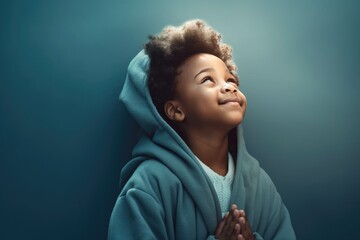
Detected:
[{"left": 167, "top": 53, "right": 246, "bottom": 131}]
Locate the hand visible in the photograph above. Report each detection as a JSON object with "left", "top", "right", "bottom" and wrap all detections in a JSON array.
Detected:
[
  {"left": 238, "top": 209, "right": 255, "bottom": 240},
  {"left": 215, "top": 204, "right": 255, "bottom": 240},
  {"left": 215, "top": 204, "right": 241, "bottom": 240}
]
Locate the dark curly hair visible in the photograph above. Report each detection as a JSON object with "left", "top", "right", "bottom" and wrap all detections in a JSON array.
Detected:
[{"left": 145, "top": 20, "right": 237, "bottom": 119}]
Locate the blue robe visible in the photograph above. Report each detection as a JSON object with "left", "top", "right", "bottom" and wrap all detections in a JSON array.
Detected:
[{"left": 108, "top": 50, "right": 296, "bottom": 239}]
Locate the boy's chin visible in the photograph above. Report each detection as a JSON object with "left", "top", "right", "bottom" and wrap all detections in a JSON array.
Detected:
[
  {"left": 222, "top": 117, "right": 244, "bottom": 132},
  {"left": 227, "top": 114, "right": 245, "bottom": 126}
]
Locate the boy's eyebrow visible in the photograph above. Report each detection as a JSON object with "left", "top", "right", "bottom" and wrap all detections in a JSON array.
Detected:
[
  {"left": 193, "top": 67, "right": 215, "bottom": 79},
  {"left": 193, "top": 67, "right": 232, "bottom": 79}
]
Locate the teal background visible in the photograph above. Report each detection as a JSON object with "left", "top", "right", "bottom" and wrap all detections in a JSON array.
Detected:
[{"left": 1, "top": 0, "right": 359, "bottom": 239}]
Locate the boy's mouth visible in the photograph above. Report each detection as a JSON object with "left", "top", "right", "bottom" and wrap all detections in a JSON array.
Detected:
[{"left": 219, "top": 97, "right": 242, "bottom": 106}]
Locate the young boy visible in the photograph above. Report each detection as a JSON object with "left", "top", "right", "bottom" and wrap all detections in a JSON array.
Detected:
[{"left": 108, "top": 20, "right": 296, "bottom": 240}]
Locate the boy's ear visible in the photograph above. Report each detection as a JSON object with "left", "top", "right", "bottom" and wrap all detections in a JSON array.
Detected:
[{"left": 164, "top": 100, "right": 185, "bottom": 122}]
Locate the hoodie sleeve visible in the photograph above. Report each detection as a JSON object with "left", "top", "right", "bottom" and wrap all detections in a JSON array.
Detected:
[
  {"left": 253, "top": 232, "right": 264, "bottom": 240},
  {"left": 108, "top": 188, "right": 219, "bottom": 240},
  {"left": 108, "top": 188, "right": 168, "bottom": 240},
  {"left": 253, "top": 169, "right": 296, "bottom": 240}
]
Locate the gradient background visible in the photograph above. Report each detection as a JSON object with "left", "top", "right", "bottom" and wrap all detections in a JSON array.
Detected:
[{"left": 1, "top": 1, "right": 359, "bottom": 239}]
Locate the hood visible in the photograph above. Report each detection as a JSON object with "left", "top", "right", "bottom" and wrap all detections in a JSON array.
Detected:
[
  {"left": 120, "top": 50, "right": 203, "bottom": 166},
  {"left": 120, "top": 50, "right": 163, "bottom": 138},
  {"left": 119, "top": 50, "right": 249, "bottom": 232}
]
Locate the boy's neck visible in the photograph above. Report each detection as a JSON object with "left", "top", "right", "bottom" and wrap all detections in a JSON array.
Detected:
[{"left": 183, "top": 130, "right": 229, "bottom": 176}]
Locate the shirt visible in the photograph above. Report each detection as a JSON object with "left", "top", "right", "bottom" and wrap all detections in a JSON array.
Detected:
[{"left": 197, "top": 153, "right": 235, "bottom": 216}]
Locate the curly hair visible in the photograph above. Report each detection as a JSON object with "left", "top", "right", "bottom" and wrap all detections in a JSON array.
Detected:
[{"left": 145, "top": 20, "right": 237, "bottom": 119}]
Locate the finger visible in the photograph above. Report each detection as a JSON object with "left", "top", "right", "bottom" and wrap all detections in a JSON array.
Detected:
[
  {"left": 232, "top": 209, "right": 240, "bottom": 222},
  {"left": 238, "top": 209, "right": 245, "bottom": 217},
  {"left": 233, "top": 223, "right": 240, "bottom": 236},
  {"left": 231, "top": 228, "right": 240, "bottom": 240},
  {"left": 239, "top": 216, "right": 246, "bottom": 225},
  {"left": 229, "top": 206, "right": 238, "bottom": 221},
  {"left": 230, "top": 209, "right": 240, "bottom": 232},
  {"left": 223, "top": 210, "right": 235, "bottom": 237},
  {"left": 239, "top": 216, "right": 249, "bottom": 235},
  {"left": 231, "top": 204, "right": 238, "bottom": 211},
  {"left": 238, "top": 234, "right": 245, "bottom": 240},
  {"left": 224, "top": 207, "right": 240, "bottom": 238},
  {"left": 215, "top": 216, "right": 226, "bottom": 237},
  {"left": 239, "top": 216, "right": 253, "bottom": 239}
]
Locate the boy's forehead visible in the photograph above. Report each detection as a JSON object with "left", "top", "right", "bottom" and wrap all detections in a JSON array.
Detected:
[{"left": 179, "top": 53, "right": 230, "bottom": 77}]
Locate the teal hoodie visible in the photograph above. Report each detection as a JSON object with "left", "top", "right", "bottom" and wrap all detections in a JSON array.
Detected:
[{"left": 108, "top": 50, "right": 296, "bottom": 240}]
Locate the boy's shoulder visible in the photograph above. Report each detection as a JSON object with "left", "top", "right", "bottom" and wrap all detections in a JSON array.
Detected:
[
  {"left": 135, "top": 159, "right": 178, "bottom": 180},
  {"left": 121, "top": 159, "right": 183, "bottom": 199}
]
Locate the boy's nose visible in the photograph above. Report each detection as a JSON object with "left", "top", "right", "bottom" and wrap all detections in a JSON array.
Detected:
[{"left": 221, "top": 83, "right": 238, "bottom": 93}]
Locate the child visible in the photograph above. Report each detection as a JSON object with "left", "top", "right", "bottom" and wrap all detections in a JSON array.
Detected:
[{"left": 108, "top": 20, "right": 296, "bottom": 240}]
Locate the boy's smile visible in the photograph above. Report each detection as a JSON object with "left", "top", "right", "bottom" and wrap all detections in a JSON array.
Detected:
[
  {"left": 166, "top": 53, "right": 247, "bottom": 132},
  {"left": 218, "top": 86, "right": 243, "bottom": 106}
]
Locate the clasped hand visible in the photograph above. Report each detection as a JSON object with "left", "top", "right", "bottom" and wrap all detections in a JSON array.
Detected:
[{"left": 215, "top": 204, "right": 255, "bottom": 240}]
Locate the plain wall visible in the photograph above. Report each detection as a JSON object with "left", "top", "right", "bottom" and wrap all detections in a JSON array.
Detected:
[{"left": 1, "top": 1, "right": 359, "bottom": 239}]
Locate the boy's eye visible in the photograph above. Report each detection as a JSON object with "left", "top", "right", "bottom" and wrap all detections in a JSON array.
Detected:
[
  {"left": 201, "top": 76, "right": 214, "bottom": 83},
  {"left": 227, "top": 78, "right": 239, "bottom": 86}
]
